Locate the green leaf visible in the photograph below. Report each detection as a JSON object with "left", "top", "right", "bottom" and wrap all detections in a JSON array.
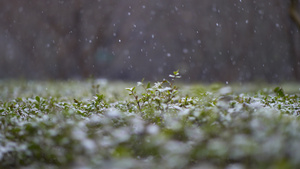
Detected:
[
  {"left": 96, "top": 94, "right": 104, "bottom": 100},
  {"left": 173, "top": 70, "right": 179, "bottom": 76},
  {"left": 147, "top": 82, "right": 151, "bottom": 89},
  {"left": 274, "top": 87, "right": 285, "bottom": 97},
  {"left": 74, "top": 99, "right": 80, "bottom": 104},
  {"left": 35, "top": 96, "right": 40, "bottom": 102}
]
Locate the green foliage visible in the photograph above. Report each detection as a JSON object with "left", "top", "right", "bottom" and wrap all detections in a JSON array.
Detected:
[
  {"left": 126, "top": 71, "right": 182, "bottom": 113},
  {"left": 0, "top": 73, "right": 300, "bottom": 169},
  {"left": 274, "top": 87, "right": 285, "bottom": 97}
]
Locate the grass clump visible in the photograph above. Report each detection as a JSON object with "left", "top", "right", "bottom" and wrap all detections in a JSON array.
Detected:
[{"left": 0, "top": 72, "right": 300, "bottom": 169}]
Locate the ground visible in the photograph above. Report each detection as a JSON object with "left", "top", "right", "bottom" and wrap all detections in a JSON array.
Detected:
[{"left": 0, "top": 75, "right": 300, "bottom": 169}]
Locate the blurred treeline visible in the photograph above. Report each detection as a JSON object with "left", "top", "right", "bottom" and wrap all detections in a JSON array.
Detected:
[{"left": 0, "top": 0, "right": 299, "bottom": 82}]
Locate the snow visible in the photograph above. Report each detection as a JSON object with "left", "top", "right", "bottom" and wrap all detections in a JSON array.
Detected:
[{"left": 146, "top": 124, "right": 159, "bottom": 135}]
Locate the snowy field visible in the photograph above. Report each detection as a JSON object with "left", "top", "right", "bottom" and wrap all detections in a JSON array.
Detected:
[{"left": 1, "top": 72, "right": 300, "bottom": 169}]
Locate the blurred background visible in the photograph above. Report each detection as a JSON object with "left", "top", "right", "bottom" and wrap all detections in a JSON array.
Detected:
[{"left": 0, "top": 0, "right": 299, "bottom": 82}]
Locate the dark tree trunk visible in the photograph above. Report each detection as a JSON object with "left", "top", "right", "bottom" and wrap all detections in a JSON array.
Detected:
[{"left": 289, "top": 0, "right": 300, "bottom": 80}]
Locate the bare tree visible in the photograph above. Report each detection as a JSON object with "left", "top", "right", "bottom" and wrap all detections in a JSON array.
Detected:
[{"left": 289, "top": 0, "right": 300, "bottom": 80}]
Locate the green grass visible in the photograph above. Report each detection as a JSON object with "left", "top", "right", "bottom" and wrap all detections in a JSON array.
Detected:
[{"left": 0, "top": 72, "right": 300, "bottom": 169}]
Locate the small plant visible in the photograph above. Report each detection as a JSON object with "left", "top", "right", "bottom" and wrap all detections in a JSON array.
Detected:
[
  {"left": 273, "top": 86, "right": 285, "bottom": 98},
  {"left": 126, "top": 70, "right": 182, "bottom": 113}
]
